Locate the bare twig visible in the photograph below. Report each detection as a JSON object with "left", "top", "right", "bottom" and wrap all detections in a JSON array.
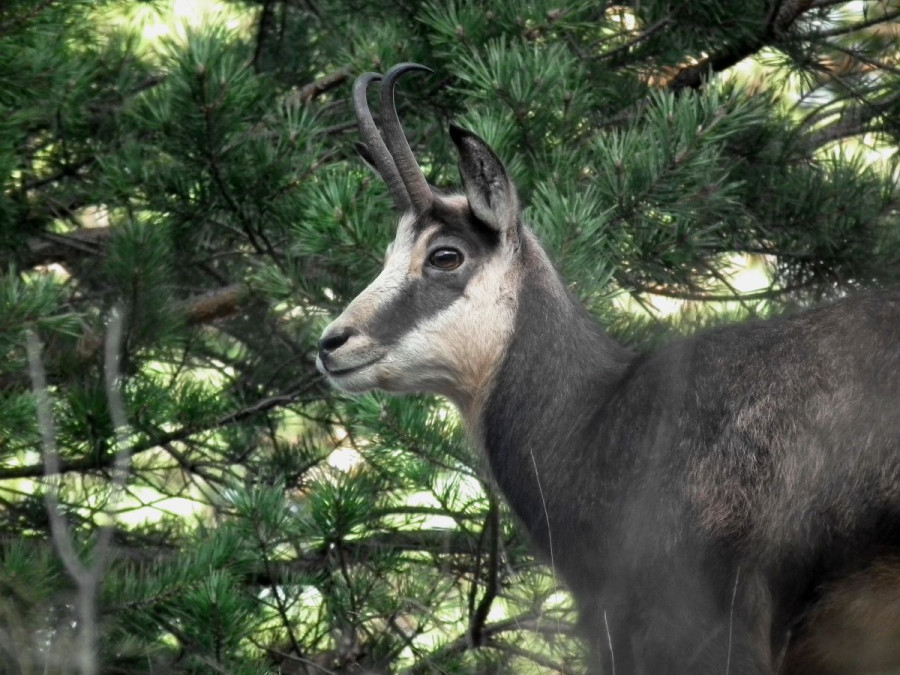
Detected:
[
  {"left": 295, "top": 66, "right": 352, "bottom": 104},
  {"left": 26, "top": 332, "right": 88, "bottom": 585},
  {"left": 597, "top": 18, "right": 672, "bottom": 62},
  {"left": 93, "top": 308, "right": 132, "bottom": 561},
  {"left": 25, "top": 309, "right": 136, "bottom": 674}
]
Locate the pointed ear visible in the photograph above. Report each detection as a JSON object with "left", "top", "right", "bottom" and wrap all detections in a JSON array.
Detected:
[{"left": 449, "top": 124, "right": 519, "bottom": 234}]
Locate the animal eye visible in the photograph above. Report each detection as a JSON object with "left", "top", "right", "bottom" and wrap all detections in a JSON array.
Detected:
[{"left": 428, "top": 248, "right": 463, "bottom": 270}]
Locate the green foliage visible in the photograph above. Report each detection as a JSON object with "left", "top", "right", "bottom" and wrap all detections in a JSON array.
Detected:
[{"left": 0, "top": 0, "right": 898, "bottom": 672}]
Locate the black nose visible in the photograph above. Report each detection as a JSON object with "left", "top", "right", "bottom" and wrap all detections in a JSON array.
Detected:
[{"left": 318, "top": 326, "right": 354, "bottom": 353}]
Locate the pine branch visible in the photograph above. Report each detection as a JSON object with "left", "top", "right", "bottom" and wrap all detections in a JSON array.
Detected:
[
  {"left": 252, "top": 0, "right": 277, "bottom": 71},
  {"left": 811, "top": 0, "right": 884, "bottom": 8},
  {"left": 0, "top": 283, "right": 257, "bottom": 395},
  {"left": 773, "top": 0, "right": 817, "bottom": 37},
  {"left": 101, "top": 530, "right": 496, "bottom": 593},
  {"left": 405, "top": 611, "right": 577, "bottom": 674},
  {"left": 597, "top": 17, "right": 673, "bottom": 62},
  {"left": 25, "top": 310, "right": 131, "bottom": 675},
  {"left": 804, "top": 92, "right": 900, "bottom": 150},
  {"left": 22, "top": 157, "right": 96, "bottom": 191},
  {"left": 0, "top": 0, "right": 54, "bottom": 36},
  {"left": 823, "top": 40, "right": 900, "bottom": 78},
  {"left": 482, "top": 640, "right": 569, "bottom": 673},
  {"left": 24, "top": 226, "right": 111, "bottom": 267},
  {"left": 178, "top": 284, "right": 252, "bottom": 325},
  {"left": 292, "top": 66, "right": 353, "bottom": 105},
  {"left": 251, "top": 519, "right": 305, "bottom": 658},
  {"left": 264, "top": 530, "right": 511, "bottom": 579},
  {"left": 668, "top": 0, "right": 816, "bottom": 91},
  {"left": 805, "top": 6, "right": 900, "bottom": 39},
  {"left": 623, "top": 277, "right": 816, "bottom": 302},
  {"left": 260, "top": 645, "right": 338, "bottom": 675},
  {"left": 0, "top": 381, "right": 321, "bottom": 479}
]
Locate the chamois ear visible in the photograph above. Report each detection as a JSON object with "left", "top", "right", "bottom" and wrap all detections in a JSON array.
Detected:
[{"left": 449, "top": 124, "right": 519, "bottom": 234}]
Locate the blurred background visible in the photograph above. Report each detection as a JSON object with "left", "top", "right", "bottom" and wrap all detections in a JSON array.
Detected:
[{"left": 1, "top": 0, "right": 898, "bottom": 672}]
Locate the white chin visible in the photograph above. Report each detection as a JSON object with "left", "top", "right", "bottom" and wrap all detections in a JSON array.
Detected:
[
  {"left": 317, "top": 355, "right": 377, "bottom": 393},
  {"left": 325, "top": 366, "right": 381, "bottom": 393}
]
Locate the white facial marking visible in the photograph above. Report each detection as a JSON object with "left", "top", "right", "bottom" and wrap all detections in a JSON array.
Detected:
[
  {"left": 340, "top": 213, "right": 421, "bottom": 325},
  {"left": 318, "top": 213, "right": 430, "bottom": 391},
  {"left": 319, "top": 199, "right": 523, "bottom": 419},
  {"left": 378, "top": 242, "right": 519, "bottom": 415}
]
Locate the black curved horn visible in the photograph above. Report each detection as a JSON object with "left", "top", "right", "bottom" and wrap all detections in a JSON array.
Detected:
[
  {"left": 352, "top": 72, "right": 410, "bottom": 211},
  {"left": 380, "top": 63, "right": 434, "bottom": 213}
]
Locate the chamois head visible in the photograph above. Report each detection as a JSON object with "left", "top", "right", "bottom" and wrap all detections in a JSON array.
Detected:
[{"left": 316, "top": 64, "right": 525, "bottom": 410}]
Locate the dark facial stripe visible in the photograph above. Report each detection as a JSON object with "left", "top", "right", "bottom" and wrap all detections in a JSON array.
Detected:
[
  {"left": 365, "top": 266, "right": 473, "bottom": 346},
  {"left": 363, "top": 200, "right": 500, "bottom": 347}
]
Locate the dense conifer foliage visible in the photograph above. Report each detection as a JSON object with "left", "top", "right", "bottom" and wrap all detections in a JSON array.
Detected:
[{"left": 1, "top": 0, "right": 898, "bottom": 671}]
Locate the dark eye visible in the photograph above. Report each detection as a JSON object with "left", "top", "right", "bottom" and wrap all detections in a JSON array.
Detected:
[{"left": 428, "top": 248, "right": 463, "bottom": 270}]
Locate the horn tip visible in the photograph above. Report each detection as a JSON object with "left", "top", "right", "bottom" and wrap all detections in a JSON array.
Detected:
[
  {"left": 353, "top": 71, "right": 383, "bottom": 90},
  {"left": 383, "top": 62, "right": 435, "bottom": 84}
]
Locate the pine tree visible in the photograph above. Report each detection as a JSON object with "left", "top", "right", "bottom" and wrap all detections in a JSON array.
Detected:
[{"left": 1, "top": 0, "right": 898, "bottom": 672}]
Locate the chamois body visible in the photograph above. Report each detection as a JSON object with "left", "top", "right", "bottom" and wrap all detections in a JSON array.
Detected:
[
  {"left": 482, "top": 231, "right": 900, "bottom": 673},
  {"left": 318, "top": 64, "right": 900, "bottom": 673}
]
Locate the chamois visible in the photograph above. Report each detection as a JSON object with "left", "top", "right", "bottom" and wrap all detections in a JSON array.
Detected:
[{"left": 316, "top": 63, "right": 900, "bottom": 674}]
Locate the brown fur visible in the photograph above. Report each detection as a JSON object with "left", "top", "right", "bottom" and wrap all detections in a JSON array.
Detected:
[{"left": 782, "top": 558, "right": 900, "bottom": 674}]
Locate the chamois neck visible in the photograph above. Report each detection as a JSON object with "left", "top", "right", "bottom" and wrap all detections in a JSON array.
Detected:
[{"left": 477, "top": 232, "right": 633, "bottom": 549}]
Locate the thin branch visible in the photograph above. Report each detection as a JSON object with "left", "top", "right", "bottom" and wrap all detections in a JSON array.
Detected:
[
  {"left": 639, "top": 282, "right": 800, "bottom": 302},
  {"left": 811, "top": 0, "right": 882, "bottom": 8},
  {"left": 0, "top": 0, "right": 54, "bottom": 35},
  {"left": 259, "top": 644, "right": 338, "bottom": 675},
  {"left": 178, "top": 283, "right": 251, "bottom": 324},
  {"left": 597, "top": 18, "right": 672, "bottom": 62},
  {"left": 667, "top": 0, "right": 818, "bottom": 91},
  {"left": 467, "top": 499, "right": 499, "bottom": 648},
  {"left": 806, "top": 118, "right": 882, "bottom": 148},
  {"left": 483, "top": 639, "right": 569, "bottom": 673},
  {"left": 405, "top": 611, "right": 576, "bottom": 674},
  {"left": 26, "top": 311, "right": 136, "bottom": 675},
  {"left": 773, "top": 0, "right": 817, "bottom": 37},
  {"left": 26, "top": 332, "right": 89, "bottom": 586},
  {"left": 1, "top": 380, "right": 322, "bottom": 479},
  {"left": 102, "top": 308, "right": 131, "bottom": 503},
  {"left": 27, "top": 332, "right": 94, "bottom": 675},
  {"left": 22, "top": 157, "right": 96, "bottom": 191},
  {"left": 294, "top": 66, "right": 352, "bottom": 105},
  {"left": 24, "top": 226, "right": 111, "bottom": 267},
  {"left": 805, "top": 6, "right": 900, "bottom": 39},
  {"left": 697, "top": 260, "right": 759, "bottom": 316},
  {"left": 803, "top": 92, "right": 899, "bottom": 149},
  {"left": 822, "top": 40, "right": 900, "bottom": 78},
  {"left": 252, "top": 0, "right": 277, "bottom": 71}
]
